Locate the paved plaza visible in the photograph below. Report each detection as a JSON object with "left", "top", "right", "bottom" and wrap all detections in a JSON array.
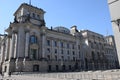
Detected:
[{"left": 1, "top": 69, "right": 120, "bottom": 80}]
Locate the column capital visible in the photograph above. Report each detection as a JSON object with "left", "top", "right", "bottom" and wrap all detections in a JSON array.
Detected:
[{"left": 40, "top": 33, "right": 46, "bottom": 36}]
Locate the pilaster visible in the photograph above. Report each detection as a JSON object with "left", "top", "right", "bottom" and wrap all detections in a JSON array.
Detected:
[
  {"left": 17, "top": 27, "right": 25, "bottom": 58},
  {"left": 41, "top": 33, "right": 46, "bottom": 59},
  {"left": 14, "top": 33, "right": 18, "bottom": 58},
  {"left": 5, "top": 36, "right": 10, "bottom": 60},
  {"left": 9, "top": 33, "right": 15, "bottom": 59},
  {"left": 25, "top": 31, "right": 30, "bottom": 58},
  {"left": 51, "top": 40, "right": 54, "bottom": 60},
  {"left": 1, "top": 39, "right": 5, "bottom": 62}
]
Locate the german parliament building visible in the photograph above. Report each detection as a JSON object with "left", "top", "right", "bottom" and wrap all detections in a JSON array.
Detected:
[{"left": 0, "top": 3, "right": 119, "bottom": 75}]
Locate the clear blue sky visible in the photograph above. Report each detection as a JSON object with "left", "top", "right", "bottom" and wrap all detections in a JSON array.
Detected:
[{"left": 0, "top": 0, "right": 113, "bottom": 35}]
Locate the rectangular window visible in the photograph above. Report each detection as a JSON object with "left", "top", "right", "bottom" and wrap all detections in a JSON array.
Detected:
[
  {"left": 47, "top": 48, "right": 50, "bottom": 53},
  {"left": 55, "top": 55, "right": 57, "bottom": 61},
  {"left": 54, "top": 41, "right": 57, "bottom": 47},
  {"left": 73, "top": 51, "right": 75, "bottom": 55},
  {"left": 60, "top": 42, "right": 63, "bottom": 48},
  {"left": 47, "top": 40, "right": 50, "bottom": 46},
  {"left": 73, "top": 57, "right": 75, "bottom": 61},
  {"left": 78, "top": 45, "right": 80, "bottom": 49},
  {"left": 61, "top": 56, "right": 64, "bottom": 61},
  {"left": 91, "top": 43, "right": 94, "bottom": 49},
  {"left": 55, "top": 49, "right": 57, "bottom": 54},
  {"left": 67, "top": 50, "right": 69, "bottom": 55},
  {"left": 72, "top": 44, "right": 75, "bottom": 49},
  {"left": 30, "top": 36, "right": 37, "bottom": 44},
  {"left": 61, "top": 49, "right": 63, "bottom": 54},
  {"left": 30, "top": 49, "right": 37, "bottom": 60},
  {"left": 67, "top": 43, "right": 69, "bottom": 49}
]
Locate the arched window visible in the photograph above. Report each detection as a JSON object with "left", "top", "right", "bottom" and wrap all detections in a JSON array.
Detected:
[{"left": 30, "top": 35, "right": 37, "bottom": 44}]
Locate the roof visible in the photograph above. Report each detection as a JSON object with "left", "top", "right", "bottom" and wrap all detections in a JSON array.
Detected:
[
  {"left": 80, "top": 29, "right": 104, "bottom": 37},
  {"left": 14, "top": 3, "right": 45, "bottom": 16},
  {"left": 53, "top": 26, "right": 70, "bottom": 34}
]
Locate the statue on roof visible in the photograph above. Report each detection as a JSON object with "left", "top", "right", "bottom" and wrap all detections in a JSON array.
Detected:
[{"left": 14, "top": 16, "right": 18, "bottom": 23}]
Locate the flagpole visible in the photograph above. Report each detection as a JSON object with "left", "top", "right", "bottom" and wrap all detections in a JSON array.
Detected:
[{"left": 29, "top": 0, "right": 31, "bottom": 5}]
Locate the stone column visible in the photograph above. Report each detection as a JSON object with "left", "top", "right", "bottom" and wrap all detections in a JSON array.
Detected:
[
  {"left": 41, "top": 34, "right": 46, "bottom": 59},
  {"left": 76, "top": 40, "right": 79, "bottom": 60},
  {"left": 14, "top": 33, "right": 18, "bottom": 58},
  {"left": 17, "top": 27, "right": 25, "bottom": 58},
  {"left": 51, "top": 40, "right": 54, "bottom": 60},
  {"left": 25, "top": 32, "right": 30, "bottom": 58},
  {"left": 1, "top": 40, "right": 5, "bottom": 62},
  {"left": 58, "top": 41, "right": 61, "bottom": 60},
  {"left": 5, "top": 36, "right": 10, "bottom": 60},
  {"left": 9, "top": 33, "right": 15, "bottom": 59}
]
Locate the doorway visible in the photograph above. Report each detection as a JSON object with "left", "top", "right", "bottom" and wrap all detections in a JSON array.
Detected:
[{"left": 33, "top": 65, "right": 39, "bottom": 72}]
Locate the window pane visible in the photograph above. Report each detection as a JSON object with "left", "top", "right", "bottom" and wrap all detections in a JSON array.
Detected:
[
  {"left": 54, "top": 41, "right": 57, "bottom": 47},
  {"left": 30, "top": 49, "right": 37, "bottom": 60},
  {"left": 67, "top": 43, "right": 69, "bottom": 48},
  {"left": 47, "top": 40, "right": 50, "bottom": 46},
  {"left": 30, "top": 36, "right": 37, "bottom": 43},
  {"left": 55, "top": 49, "right": 57, "bottom": 54},
  {"left": 60, "top": 42, "right": 63, "bottom": 48},
  {"left": 47, "top": 48, "right": 50, "bottom": 53}
]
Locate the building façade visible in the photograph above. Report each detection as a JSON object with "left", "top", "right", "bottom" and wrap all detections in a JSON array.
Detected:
[{"left": 0, "top": 3, "right": 118, "bottom": 75}]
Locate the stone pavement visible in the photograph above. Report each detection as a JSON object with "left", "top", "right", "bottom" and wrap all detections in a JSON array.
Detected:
[
  {"left": 1, "top": 75, "right": 64, "bottom": 80},
  {"left": 1, "top": 69, "right": 120, "bottom": 80}
]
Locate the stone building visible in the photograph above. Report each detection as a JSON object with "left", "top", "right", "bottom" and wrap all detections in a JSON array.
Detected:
[
  {"left": 80, "top": 30, "right": 118, "bottom": 70},
  {"left": 0, "top": 3, "right": 118, "bottom": 75},
  {"left": 0, "top": 3, "right": 86, "bottom": 75},
  {"left": 105, "top": 35, "right": 119, "bottom": 68},
  {"left": 108, "top": 0, "right": 120, "bottom": 66}
]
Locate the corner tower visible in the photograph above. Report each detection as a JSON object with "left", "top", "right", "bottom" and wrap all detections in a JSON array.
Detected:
[
  {"left": 14, "top": 3, "right": 46, "bottom": 26},
  {"left": 1, "top": 3, "right": 47, "bottom": 75}
]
